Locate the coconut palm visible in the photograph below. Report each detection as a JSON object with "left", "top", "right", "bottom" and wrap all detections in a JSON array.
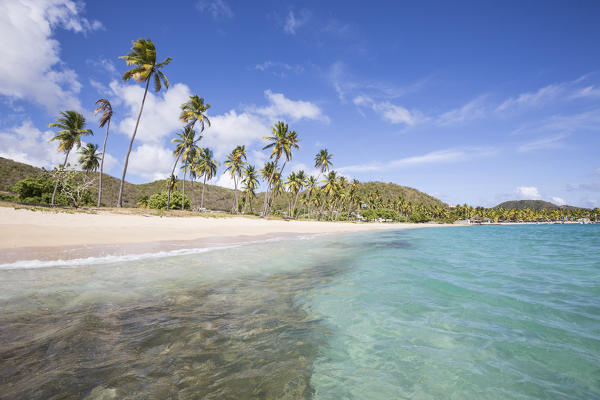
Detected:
[
  {"left": 180, "top": 95, "right": 211, "bottom": 131},
  {"left": 305, "top": 175, "right": 318, "bottom": 218},
  {"left": 289, "top": 170, "right": 307, "bottom": 218},
  {"left": 321, "top": 171, "right": 339, "bottom": 220},
  {"left": 194, "top": 148, "right": 218, "bottom": 209},
  {"left": 48, "top": 110, "right": 93, "bottom": 206},
  {"left": 315, "top": 149, "right": 333, "bottom": 219},
  {"left": 168, "top": 126, "right": 201, "bottom": 209},
  {"left": 94, "top": 99, "right": 112, "bottom": 207},
  {"left": 261, "top": 121, "right": 300, "bottom": 216},
  {"left": 241, "top": 165, "right": 259, "bottom": 213},
  {"left": 78, "top": 143, "right": 101, "bottom": 174},
  {"left": 224, "top": 145, "right": 247, "bottom": 213},
  {"left": 117, "top": 38, "right": 171, "bottom": 207}
]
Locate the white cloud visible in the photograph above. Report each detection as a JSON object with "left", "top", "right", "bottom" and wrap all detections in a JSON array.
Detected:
[
  {"left": 253, "top": 90, "right": 329, "bottom": 123},
  {"left": 127, "top": 144, "right": 174, "bottom": 182},
  {"left": 196, "top": 0, "right": 233, "bottom": 19},
  {"left": 570, "top": 86, "right": 600, "bottom": 99},
  {"left": 339, "top": 147, "right": 495, "bottom": 173},
  {"left": 516, "top": 186, "right": 542, "bottom": 200},
  {"left": 204, "top": 110, "right": 270, "bottom": 157},
  {"left": 0, "top": 120, "right": 64, "bottom": 168},
  {"left": 284, "top": 10, "right": 310, "bottom": 34},
  {"left": 497, "top": 83, "right": 563, "bottom": 112},
  {"left": 517, "top": 133, "right": 568, "bottom": 152},
  {"left": 552, "top": 196, "right": 566, "bottom": 205},
  {"left": 0, "top": 0, "right": 101, "bottom": 112},
  {"left": 437, "top": 96, "right": 488, "bottom": 126},
  {"left": 213, "top": 172, "right": 235, "bottom": 189},
  {"left": 110, "top": 81, "right": 192, "bottom": 144},
  {"left": 253, "top": 61, "right": 304, "bottom": 77},
  {"left": 353, "top": 95, "right": 421, "bottom": 126}
]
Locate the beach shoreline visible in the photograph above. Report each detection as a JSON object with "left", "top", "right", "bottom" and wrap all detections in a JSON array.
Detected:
[{"left": 0, "top": 206, "right": 448, "bottom": 264}]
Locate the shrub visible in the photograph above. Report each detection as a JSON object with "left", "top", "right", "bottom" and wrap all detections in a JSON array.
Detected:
[
  {"left": 408, "top": 211, "right": 431, "bottom": 223},
  {"left": 361, "top": 208, "right": 399, "bottom": 221},
  {"left": 11, "top": 174, "right": 69, "bottom": 205},
  {"left": 147, "top": 191, "right": 190, "bottom": 210}
]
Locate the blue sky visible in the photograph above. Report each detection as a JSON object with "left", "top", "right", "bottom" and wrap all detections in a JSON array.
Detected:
[{"left": 1, "top": 0, "right": 599, "bottom": 207}]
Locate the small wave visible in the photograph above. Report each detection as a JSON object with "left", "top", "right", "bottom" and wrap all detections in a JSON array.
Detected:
[{"left": 0, "top": 245, "right": 239, "bottom": 271}]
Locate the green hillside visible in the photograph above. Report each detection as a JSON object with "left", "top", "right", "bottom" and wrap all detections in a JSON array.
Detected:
[
  {"left": 495, "top": 200, "right": 560, "bottom": 211},
  {"left": 0, "top": 156, "right": 445, "bottom": 211}
]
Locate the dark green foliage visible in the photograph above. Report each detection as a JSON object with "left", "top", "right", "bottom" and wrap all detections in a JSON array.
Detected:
[
  {"left": 495, "top": 200, "right": 560, "bottom": 211},
  {"left": 408, "top": 211, "right": 431, "bottom": 223},
  {"left": 147, "top": 191, "right": 190, "bottom": 210},
  {"left": 356, "top": 182, "right": 446, "bottom": 208},
  {"left": 11, "top": 174, "right": 68, "bottom": 205},
  {"left": 361, "top": 208, "right": 399, "bottom": 221}
]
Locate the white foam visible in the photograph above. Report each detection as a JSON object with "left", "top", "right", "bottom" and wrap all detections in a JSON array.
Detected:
[{"left": 0, "top": 233, "right": 323, "bottom": 271}]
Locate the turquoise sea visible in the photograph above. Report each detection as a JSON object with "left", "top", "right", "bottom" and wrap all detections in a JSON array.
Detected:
[{"left": 1, "top": 224, "right": 599, "bottom": 399}]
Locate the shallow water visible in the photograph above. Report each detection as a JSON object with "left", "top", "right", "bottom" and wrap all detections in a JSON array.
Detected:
[{"left": 1, "top": 225, "right": 599, "bottom": 399}]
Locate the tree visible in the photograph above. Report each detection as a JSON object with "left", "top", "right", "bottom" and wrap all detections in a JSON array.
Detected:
[
  {"left": 117, "top": 38, "right": 171, "bottom": 208},
  {"left": 195, "top": 148, "right": 218, "bottom": 209},
  {"left": 180, "top": 95, "right": 211, "bottom": 131},
  {"left": 48, "top": 110, "right": 93, "bottom": 206},
  {"left": 167, "top": 126, "right": 200, "bottom": 209},
  {"left": 314, "top": 149, "right": 333, "bottom": 219},
  {"left": 78, "top": 143, "right": 101, "bottom": 174},
  {"left": 322, "top": 171, "right": 339, "bottom": 220},
  {"left": 241, "top": 165, "right": 259, "bottom": 213},
  {"left": 305, "top": 175, "right": 318, "bottom": 218},
  {"left": 94, "top": 99, "right": 112, "bottom": 207},
  {"left": 261, "top": 121, "right": 300, "bottom": 216},
  {"left": 224, "top": 145, "right": 247, "bottom": 213},
  {"left": 287, "top": 170, "right": 306, "bottom": 218}
]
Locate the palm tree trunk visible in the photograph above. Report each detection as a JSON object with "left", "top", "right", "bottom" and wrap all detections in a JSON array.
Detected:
[
  {"left": 117, "top": 76, "right": 151, "bottom": 208},
  {"left": 293, "top": 191, "right": 301, "bottom": 219},
  {"left": 167, "top": 152, "right": 182, "bottom": 209},
  {"left": 261, "top": 158, "right": 279, "bottom": 217},
  {"left": 201, "top": 175, "right": 207, "bottom": 209},
  {"left": 97, "top": 120, "right": 110, "bottom": 207},
  {"left": 181, "top": 168, "right": 186, "bottom": 210},
  {"left": 232, "top": 176, "right": 238, "bottom": 214},
  {"left": 319, "top": 194, "right": 328, "bottom": 221},
  {"left": 51, "top": 149, "right": 71, "bottom": 206}
]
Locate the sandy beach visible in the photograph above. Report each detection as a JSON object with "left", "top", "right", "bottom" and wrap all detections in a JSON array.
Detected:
[{"left": 0, "top": 206, "right": 441, "bottom": 263}]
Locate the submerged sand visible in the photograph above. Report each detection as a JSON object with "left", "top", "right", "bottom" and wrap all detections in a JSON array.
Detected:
[{"left": 0, "top": 206, "right": 443, "bottom": 263}]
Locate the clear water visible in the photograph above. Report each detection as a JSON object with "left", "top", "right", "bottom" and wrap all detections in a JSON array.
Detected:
[{"left": 0, "top": 225, "right": 599, "bottom": 399}]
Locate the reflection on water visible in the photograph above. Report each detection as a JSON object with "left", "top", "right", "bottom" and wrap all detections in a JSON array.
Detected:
[{"left": 0, "top": 237, "right": 350, "bottom": 399}]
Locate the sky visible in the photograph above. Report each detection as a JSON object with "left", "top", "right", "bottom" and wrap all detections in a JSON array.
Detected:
[{"left": 1, "top": 0, "right": 599, "bottom": 208}]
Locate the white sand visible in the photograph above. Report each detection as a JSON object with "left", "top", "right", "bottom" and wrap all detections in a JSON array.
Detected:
[{"left": 0, "top": 206, "right": 438, "bottom": 250}]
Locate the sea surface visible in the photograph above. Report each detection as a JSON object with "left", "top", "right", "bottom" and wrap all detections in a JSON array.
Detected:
[{"left": 0, "top": 224, "right": 599, "bottom": 399}]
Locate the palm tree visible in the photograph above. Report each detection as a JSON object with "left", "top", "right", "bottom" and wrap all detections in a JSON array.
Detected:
[
  {"left": 180, "top": 95, "right": 211, "bottom": 131},
  {"left": 48, "top": 110, "right": 93, "bottom": 206},
  {"left": 315, "top": 149, "right": 333, "bottom": 219},
  {"left": 224, "top": 145, "right": 247, "bottom": 213},
  {"left": 305, "top": 175, "right": 317, "bottom": 218},
  {"left": 242, "top": 165, "right": 259, "bottom": 213},
  {"left": 290, "top": 170, "right": 307, "bottom": 218},
  {"left": 321, "top": 171, "right": 339, "bottom": 221},
  {"left": 78, "top": 143, "right": 101, "bottom": 174},
  {"left": 117, "top": 38, "right": 171, "bottom": 208},
  {"left": 94, "top": 99, "right": 112, "bottom": 207},
  {"left": 195, "top": 148, "right": 218, "bottom": 209},
  {"left": 168, "top": 126, "right": 200, "bottom": 209},
  {"left": 261, "top": 121, "right": 300, "bottom": 216},
  {"left": 260, "top": 161, "right": 276, "bottom": 211}
]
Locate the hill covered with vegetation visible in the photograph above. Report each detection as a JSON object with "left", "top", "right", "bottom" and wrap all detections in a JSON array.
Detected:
[
  {"left": 0, "top": 157, "right": 445, "bottom": 212},
  {"left": 494, "top": 200, "right": 574, "bottom": 211}
]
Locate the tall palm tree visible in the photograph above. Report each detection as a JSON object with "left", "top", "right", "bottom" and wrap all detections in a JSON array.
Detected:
[
  {"left": 290, "top": 170, "right": 307, "bottom": 219},
  {"left": 195, "top": 148, "right": 218, "bottom": 209},
  {"left": 261, "top": 121, "right": 300, "bottom": 216},
  {"left": 259, "top": 161, "right": 276, "bottom": 212},
  {"left": 305, "top": 175, "right": 318, "bottom": 218},
  {"left": 180, "top": 95, "right": 211, "bottom": 131},
  {"left": 78, "top": 143, "right": 101, "bottom": 174},
  {"left": 168, "top": 126, "right": 200, "bottom": 209},
  {"left": 48, "top": 110, "right": 93, "bottom": 206},
  {"left": 224, "top": 145, "right": 247, "bottom": 213},
  {"left": 315, "top": 149, "right": 333, "bottom": 219},
  {"left": 242, "top": 165, "right": 259, "bottom": 213},
  {"left": 117, "top": 38, "right": 171, "bottom": 208},
  {"left": 94, "top": 99, "right": 112, "bottom": 207},
  {"left": 321, "top": 171, "right": 339, "bottom": 221}
]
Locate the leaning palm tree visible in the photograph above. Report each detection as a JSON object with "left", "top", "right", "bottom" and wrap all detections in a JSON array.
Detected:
[
  {"left": 117, "top": 38, "right": 171, "bottom": 208},
  {"left": 48, "top": 110, "right": 93, "bottom": 206},
  {"left": 78, "top": 143, "right": 101, "bottom": 174},
  {"left": 241, "top": 165, "right": 259, "bottom": 213},
  {"left": 195, "top": 148, "right": 218, "bottom": 209},
  {"left": 180, "top": 95, "right": 211, "bottom": 131},
  {"left": 167, "top": 126, "right": 200, "bottom": 209},
  {"left": 224, "top": 145, "right": 247, "bottom": 213},
  {"left": 94, "top": 99, "right": 112, "bottom": 207},
  {"left": 290, "top": 170, "right": 307, "bottom": 218},
  {"left": 261, "top": 122, "right": 300, "bottom": 216}
]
